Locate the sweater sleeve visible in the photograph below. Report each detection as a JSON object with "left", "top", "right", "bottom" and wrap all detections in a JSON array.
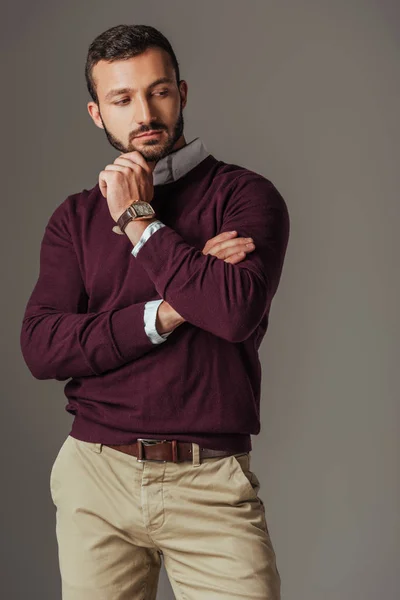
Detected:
[
  {"left": 20, "top": 201, "right": 168, "bottom": 381},
  {"left": 131, "top": 173, "right": 290, "bottom": 342}
]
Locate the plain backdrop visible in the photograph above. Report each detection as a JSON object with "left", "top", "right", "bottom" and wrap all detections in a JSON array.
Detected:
[{"left": 1, "top": 1, "right": 399, "bottom": 598}]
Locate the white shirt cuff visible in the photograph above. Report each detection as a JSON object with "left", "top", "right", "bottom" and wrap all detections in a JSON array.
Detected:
[
  {"left": 144, "top": 299, "right": 174, "bottom": 344},
  {"left": 131, "top": 220, "right": 166, "bottom": 257}
]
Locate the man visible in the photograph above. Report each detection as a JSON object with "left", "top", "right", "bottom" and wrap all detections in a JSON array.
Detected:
[{"left": 20, "top": 23, "right": 290, "bottom": 600}]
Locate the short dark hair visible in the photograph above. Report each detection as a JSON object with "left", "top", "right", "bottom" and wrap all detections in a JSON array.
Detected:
[{"left": 85, "top": 24, "right": 181, "bottom": 104}]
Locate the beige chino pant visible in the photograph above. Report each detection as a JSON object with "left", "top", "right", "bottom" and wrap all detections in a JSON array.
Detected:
[{"left": 50, "top": 435, "right": 281, "bottom": 599}]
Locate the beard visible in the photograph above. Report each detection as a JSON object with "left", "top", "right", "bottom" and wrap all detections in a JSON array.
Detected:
[{"left": 98, "top": 101, "right": 185, "bottom": 163}]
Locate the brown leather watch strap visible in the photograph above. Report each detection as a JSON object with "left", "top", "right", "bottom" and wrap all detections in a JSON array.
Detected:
[{"left": 117, "top": 201, "right": 156, "bottom": 233}]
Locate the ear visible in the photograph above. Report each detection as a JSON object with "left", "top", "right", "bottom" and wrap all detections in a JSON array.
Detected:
[
  {"left": 178, "top": 80, "right": 188, "bottom": 110},
  {"left": 87, "top": 102, "right": 104, "bottom": 129}
]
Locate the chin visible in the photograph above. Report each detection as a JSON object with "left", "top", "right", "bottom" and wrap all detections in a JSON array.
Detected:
[{"left": 143, "top": 143, "right": 170, "bottom": 161}]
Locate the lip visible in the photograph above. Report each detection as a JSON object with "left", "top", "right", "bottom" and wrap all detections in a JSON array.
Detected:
[{"left": 135, "top": 130, "right": 163, "bottom": 138}]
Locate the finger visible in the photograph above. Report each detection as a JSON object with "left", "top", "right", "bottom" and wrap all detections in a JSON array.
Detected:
[
  {"left": 98, "top": 170, "right": 112, "bottom": 197},
  {"left": 113, "top": 156, "right": 140, "bottom": 169},
  {"left": 98, "top": 169, "right": 125, "bottom": 197},
  {"left": 99, "top": 169, "right": 127, "bottom": 183},
  {"left": 104, "top": 164, "right": 134, "bottom": 174},
  {"left": 113, "top": 156, "right": 146, "bottom": 175},
  {"left": 224, "top": 251, "right": 247, "bottom": 264},
  {"left": 220, "top": 245, "right": 254, "bottom": 260},
  {"left": 205, "top": 241, "right": 255, "bottom": 260},
  {"left": 206, "top": 237, "right": 255, "bottom": 256},
  {"left": 202, "top": 230, "right": 237, "bottom": 253},
  {"left": 117, "top": 151, "right": 152, "bottom": 175}
]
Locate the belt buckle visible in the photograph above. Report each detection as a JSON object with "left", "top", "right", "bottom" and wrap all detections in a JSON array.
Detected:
[{"left": 136, "top": 438, "right": 168, "bottom": 463}]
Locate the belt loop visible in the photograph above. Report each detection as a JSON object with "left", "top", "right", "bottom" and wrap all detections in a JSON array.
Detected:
[
  {"left": 92, "top": 443, "right": 103, "bottom": 453},
  {"left": 192, "top": 443, "right": 201, "bottom": 467}
]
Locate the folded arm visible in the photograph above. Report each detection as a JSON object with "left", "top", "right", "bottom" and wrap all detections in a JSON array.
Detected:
[
  {"left": 20, "top": 202, "right": 171, "bottom": 381},
  {"left": 130, "top": 174, "right": 290, "bottom": 342}
]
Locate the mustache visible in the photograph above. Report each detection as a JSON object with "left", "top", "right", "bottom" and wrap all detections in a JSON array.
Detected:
[{"left": 132, "top": 126, "right": 166, "bottom": 138}]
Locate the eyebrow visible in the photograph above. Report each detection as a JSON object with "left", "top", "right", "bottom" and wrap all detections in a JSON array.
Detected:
[{"left": 105, "top": 77, "right": 175, "bottom": 101}]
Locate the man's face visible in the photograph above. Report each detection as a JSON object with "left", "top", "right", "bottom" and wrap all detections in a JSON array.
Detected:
[{"left": 87, "top": 47, "right": 188, "bottom": 163}]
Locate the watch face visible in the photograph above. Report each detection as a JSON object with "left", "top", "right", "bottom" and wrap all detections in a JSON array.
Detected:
[
  {"left": 134, "top": 202, "right": 154, "bottom": 217},
  {"left": 136, "top": 204, "right": 147, "bottom": 216}
]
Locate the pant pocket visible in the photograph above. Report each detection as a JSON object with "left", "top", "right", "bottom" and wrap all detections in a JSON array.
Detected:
[
  {"left": 231, "top": 454, "right": 272, "bottom": 535},
  {"left": 230, "top": 453, "right": 261, "bottom": 500}
]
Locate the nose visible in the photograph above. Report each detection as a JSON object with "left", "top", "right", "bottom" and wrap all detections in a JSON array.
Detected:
[{"left": 135, "top": 94, "right": 156, "bottom": 125}]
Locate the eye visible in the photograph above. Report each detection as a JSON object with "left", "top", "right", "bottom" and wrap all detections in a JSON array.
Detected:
[
  {"left": 115, "top": 99, "right": 130, "bottom": 106},
  {"left": 155, "top": 90, "right": 169, "bottom": 97}
]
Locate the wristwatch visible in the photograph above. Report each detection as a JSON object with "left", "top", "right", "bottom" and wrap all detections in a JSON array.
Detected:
[{"left": 115, "top": 201, "right": 156, "bottom": 234}]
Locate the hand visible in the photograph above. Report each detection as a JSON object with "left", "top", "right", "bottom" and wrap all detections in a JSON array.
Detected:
[
  {"left": 156, "top": 300, "right": 186, "bottom": 334},
  {"left": 98, "top": 150, "right": 154, "bottom": 223},
  {"left": 202, "top": 231, "right": 255, "bottom": 263}
]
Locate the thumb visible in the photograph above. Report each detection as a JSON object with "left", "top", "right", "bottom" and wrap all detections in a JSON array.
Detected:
[{"left": 99, "top": 173, "right": 108, "bottom": 198}]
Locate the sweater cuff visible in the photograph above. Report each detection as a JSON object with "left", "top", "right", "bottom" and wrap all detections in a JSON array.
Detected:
[{"left": 110, "top": 302, "right": 162, "bottom": 362}]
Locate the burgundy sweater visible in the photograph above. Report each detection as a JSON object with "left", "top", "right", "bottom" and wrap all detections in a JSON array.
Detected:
[{"left": 20, "top": 153, "right": 290, "bottom": 452}]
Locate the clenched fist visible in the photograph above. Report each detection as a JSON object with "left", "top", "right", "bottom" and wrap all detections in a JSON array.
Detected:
[{"left": 99, "top": 151, "right": 155, "bottom": 223}]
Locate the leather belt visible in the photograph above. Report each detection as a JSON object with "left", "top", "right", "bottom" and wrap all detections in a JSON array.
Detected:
[{"left": 103, "top": 438, "right": 238, "bottom": 463}]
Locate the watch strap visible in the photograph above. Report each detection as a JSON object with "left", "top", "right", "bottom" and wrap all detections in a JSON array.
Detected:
[{"left": 116, "top": 201, "right": 156, "bottom": 234}]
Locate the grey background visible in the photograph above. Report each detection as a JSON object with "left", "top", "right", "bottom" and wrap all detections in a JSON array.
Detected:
[{"left": 1, "top": 1, "right": 399, "bottom": 598}]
